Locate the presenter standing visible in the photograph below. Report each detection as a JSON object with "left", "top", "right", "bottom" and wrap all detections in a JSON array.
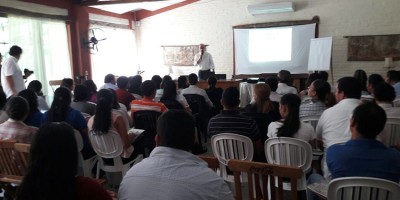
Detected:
[{"left": 194, "top": 43, "right": 215, "bottom": 80}]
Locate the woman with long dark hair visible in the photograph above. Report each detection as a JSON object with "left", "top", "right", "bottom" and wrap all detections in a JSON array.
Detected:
[
  {"left": 16, "top": 122, "right": 112, "bottom": 200},
  {"left": 160, "top": 80, "right": 191, "bottom": 111},
  {"left": 18, "top": 89, "right": 43, "bottom": 128},
  {"left": 83, "top": 80, "right": 98, "bottom": 104},
  {"left": 299, "top": 79, "right": 335, "bottom": 117},
  {"left": 268, "top": 94, "right": 314, "bottom": 141}
]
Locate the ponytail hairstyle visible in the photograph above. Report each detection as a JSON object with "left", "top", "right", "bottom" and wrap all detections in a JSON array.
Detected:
[
  {"left": 92, "top": 89, "right": 113, "bottom": 133},
  {"left": 277, "top": 94, "right": 301, "bottom": 137},
  {"left": 48, "top": 87, "right": 71, "bottom": 122},
  {"left": 312, "top": 79, "right": 336, "bottom": 107},
  {"left": 254, "top": 84, "right": 275, "bottom": 113}
]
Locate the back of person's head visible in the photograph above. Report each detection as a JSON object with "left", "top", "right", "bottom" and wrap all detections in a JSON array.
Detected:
[
  {"left": 160, "top": 75, "right": 172, "bottom": 89},
  {"left": 151, "top": 75, "right": 162, "bottom": 89},
  {"left": 108, "top": 89, "right": 120, "bottom": 110},
  {"left": 351, "top": 103, "right": 386, "bottom": 139},
  {"left": 277, "top": 93, "right": 301, "bottom": 137},
  {"left": 9, "top": 45, "right": 22, "bottom": 57},
  {"left": 367, "top": 74, "right": 384, "bottom": 93},
  {"left": 128, "top": 75, "right": 142, "bottom": 95},
  {"left": 337, "top": 77, "right": 362, "bottom": 99},
  {"left": 5, "top": 96, "right": 29, "bottom": 121},
  {"left": 278, "top": 70, "right": 292, "bottom": 84},
  {"left": 48, "top": 87, "right": 71, "bottom": 122},
  {"left": 353, "top": 69, "right": 368, "bottom": 92},
  {"left": 177, "top": 76, "right": 188, "bottom": 89},
  {"left": 17, "top": 122, "right": 78, "bottom": 200},
  {"left": 318, "top": 71, "right": 329, "bottom": 82},
  {"left": 73, "top": 84, "right": 89, "bottom": 102},
  {"left": 207, "top": 76, "right": 217, "bottom": 88},
  {"left": 61, "top": 78, "right": 74, "bottom": 90},
  {"left": 373, "top": 83, "right": 396, "bottom": 103},
  {"left": 305, "top": 72, "right": 322, "bottom": 88},
  {"left": 83, "top": 80, "right": 97, "bottom": 94},
  {"left": 386, "top": 70, "right": 400, "bottom": 83},
  {"left": 161, "top": 80, "right": 177, "bottom": 100},
  {"left": 0, "top": 90, "right": 6, "bottom": 110},
  {"left": 188, "top": 73, "right": 198, "bottom": 85},
  {"left": 265, "top": 77, "right": 279, "bottom": 92},
  {"left": 104, "top": 74, "right": 115, "bottom": 84},
  {"left": 254, "top": 84, "right": 275, "bottom": 113},
  {"left": 141, "top": 80, "right": 156, "bottom": 97},
  {"left": 93, "top": 89, "right": 112, "bottom": 133},
  {"left": 117, "top": 76, "right": 129, "bottom": 89},
  {"left": 222, "top": 87, "right": 240, "bottom": 109},
  {"left": 27, "top": 80, "right": 42, "bottom": 94},
  {"left": 18, "top": 89, "right": 39, "bottom": 115},
  {"left": 312, "top": 79, "right": 332, "bottom": 101},
  {"left": 157, "top": 110, "right": 195, "bottom": 151}
]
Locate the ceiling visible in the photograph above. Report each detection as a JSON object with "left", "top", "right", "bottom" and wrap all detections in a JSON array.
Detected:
[{"left": 79, "top": 0, "right": 186, "bottom": 14}]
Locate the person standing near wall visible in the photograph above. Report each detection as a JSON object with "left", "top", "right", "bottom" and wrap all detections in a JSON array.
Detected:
[
  {"left": 1, "top": 45, "right": 25, "bottom": 98},
  {"left": 193, "top": 44, "right": 215, "bottom": 80}
]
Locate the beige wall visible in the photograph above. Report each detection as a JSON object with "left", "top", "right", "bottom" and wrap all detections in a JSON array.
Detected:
[{"left": 135, "top": 0, "right": 400, "bottom": 83}]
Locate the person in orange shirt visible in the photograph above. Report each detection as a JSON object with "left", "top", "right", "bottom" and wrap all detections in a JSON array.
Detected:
[{"left": 130, "top": 80, "right": 168, "bottom": 116}]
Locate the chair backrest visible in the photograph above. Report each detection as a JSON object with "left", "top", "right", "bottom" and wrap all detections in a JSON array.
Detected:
[
  {"left": 0, "top": 140, "right": 26, "bottom": 177},
  {"left": 393, "top": 97, "right": 400, "bottom": 107},
  {"left": 14, "top": 143, "right": 30, "bottom": 170},
  {"left": 228, "top": 159, "right": 303, "bottom": 200},
  {"left": 133, "top": 110, "right": 161, "bottom": 134},
  {"left": 73, "top": 129, "right": 84, "bottom": 152},
  {"left": 198, "top": 156, "right": 220, "bottom": 172},
  {"left": 300, "top": 115, "right": 321, "bottom": 131},
  {"left": 327, "top": 177, "right": 400, "bottom": 200},
  {"left": 183, "top": 94, "right": 208, "bottom": 115},
  {"left": 380, "top": 117, "right": 400, "bottom": 147},
  {"left": 160, "top": 98, "right": 184, "bottom": 110},
  {"left": 88, "top": 130, "right": 123, "bottom": 159},
  {"left": 211, "top": 133, "right": 254, "bottom": 181}
]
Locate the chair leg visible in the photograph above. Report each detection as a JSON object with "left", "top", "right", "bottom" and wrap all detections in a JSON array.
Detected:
[{"left": 96, "top": 160, "right": 101, "bottom": 179}]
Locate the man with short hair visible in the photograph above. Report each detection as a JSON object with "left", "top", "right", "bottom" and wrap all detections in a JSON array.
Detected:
[
  {"left": 181, "top": 73, "right": 213, "bottom": 107},
  {"left": 115, "top": 76, "right": 134, "bottom": 110},
  {"left": 265, "top": 76, "right": 282, "bottom": 103},
  {"left": 1, "top": 45, "right": 25, "bottom": 98},
  {"left": 61, "top": 78, "right": 74, "bottom": 91},
  {"left": 0, "top": 96, "right": 37, "bottom": 143},
  {"left": 99, "top": 74, "right": 118, "bottom": 90},
  {"left": 316, "top": 77, "right": 362, "bottom": 178},
  {"left": 119, "top": 110, "right": 233, "bottom": 200},
  {"left": 130, "top": 80, "right": 167, "bottom": 115},
  {"left": 194, "top": 44, "right": 215, "bottom": 80},
  {"left": 385, "top": 70, "right": 400, "bottom": 96},
  {"left": 276, "top": 70, "right": 297, "bottom": 95}
]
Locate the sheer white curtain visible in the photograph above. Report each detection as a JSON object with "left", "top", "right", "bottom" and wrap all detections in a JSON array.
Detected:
[
  {"left": 90, "top": 25, "right": 138, "bottom": 88},
  {"left": 8, "top": 15, "right": 72, "bottom": 102}
]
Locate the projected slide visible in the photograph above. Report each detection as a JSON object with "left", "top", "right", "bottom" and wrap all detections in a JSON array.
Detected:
[{"left": 249, "top": 28, "right": 292, "bottom": 62}]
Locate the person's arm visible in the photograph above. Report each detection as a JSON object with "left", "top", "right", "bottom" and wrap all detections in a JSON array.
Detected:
[
  {"left": 202, "top": 90, "right": 214, "bottom": 107},
  {"left": 5, "top": 76, "right": 16, "bottom": 96},
  {"left": 208, "top": 53, "right": 215, "bottom": 71},
  {"left": 115, "top": 115, "right": 135, "bottom": 148}
]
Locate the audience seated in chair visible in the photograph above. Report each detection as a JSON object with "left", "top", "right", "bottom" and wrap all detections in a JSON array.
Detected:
[
  {"left": 160, "top": 80, "right": 190, "bottom": 111},
  {"left": 83, "top": 79, "right": 98, "bottom": 104},
  {"left": 265, "top": 76, "right": 282, "bottom": 103},
  {"left": 316, "top": 77, "right": 362, "bottom": 179},
  {"left": 115, "top": 76, "right": 134, "bottom": 110},
  {"left": 0, "top": 96, "right": 36, "bottom": 143},
  {"left": 353, "top": 69, "right": 369, "bottom": 95},
  {"left": 299, "top": 72, "right": 321, "bottom": 100},
  {"left": 177, "top": 75, "right": 189, "bottom": 94},
  {"left": 307, "top": 103, "right": 400, "bottom": 200},
  {"left": 16, "top": 122, "right": 113, "bottom": 200},
  {"left": 154, "top": 75, "right": 172, "bottom": 102},
  {"left": 27, "top": 80, "right": 49, "bottom": 111},
  {"left": 386, "top": 70, "right": 400, "bottom": 97},
  {"left": 119, "top": 110, "right": 233, "bottom": 200},
  {"left": 205, "top": 76, "right": 223, "bottom": 113},
  {"left": 109, "top": 89, "right": 132, "bottom": 128},
  {"left": 61, "top": 78, "right": 74, "bottom": 92},
  {"left": 208, "top": 87, "right": 263, "bottom": 160},
  {"left": 127, "top": 75, "right": 142, "bottom": 100},
  {"left": 71, "top": 84, "right": 96, "bottom": 116},
  {"left": 18, "top": 89, "right": 43, "bottom": 128},
  {"left": 363, "top": 74, "right": 385, "bottom": 102},
  {"left": 300, "top": 79, "right": 335, "bottom": 118},
  {"left": 130, "top": 80, "right": 168, "bottom": 116},
  {"left": 182, "top": 73, "right": 213, "bottom": 108},
  {"left": 41, "top": 87, "right": 95, "bottom": 160},
  {"left": 99, "top": 74, "right": 118, "bottom": 90},
  {"left": 277, "top": 70, "right": 297, "bottom": 95}
]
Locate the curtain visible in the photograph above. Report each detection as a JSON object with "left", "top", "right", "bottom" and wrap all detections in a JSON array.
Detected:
[
  {"left": 90, "top": 25, "right": 138, "bottom": 88},
  {"left": 8, "top": 15, "right": 72, "bottom": 102}
]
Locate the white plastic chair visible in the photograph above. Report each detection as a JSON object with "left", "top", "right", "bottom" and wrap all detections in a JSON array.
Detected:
[
  {"left": 378, "top": 117, "right": 400, "bottom": 147},
  {"left": 211, "top": 133, "right": 254, "bottom": 182},
  {"left": 81, "top": 112, "right": 92, "bottom": 122},
  {"left": 73, "top": 130, "right": 97, "bottom": 178},
  {"left": 264, "top": 137, "right": 312, "bottom": 191},
  {"left": 89, "top": 130, "right": 142, "bottom": 179},
  {"left": 393, "top": 97, "right": 400, "bottom": 107},
  {"left": 300, "top": 115, "right": 321, "bottom": 132},
  {"left": 328, "top": 177, "right": 400, "bottom": 200}
]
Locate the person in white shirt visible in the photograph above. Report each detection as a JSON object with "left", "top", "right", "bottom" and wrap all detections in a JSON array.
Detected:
[
  {"left": 193, "top": 44, "right": 215, "bottom": 80},
  {"left": 119, "top": 110, "right": 233, "bottom": 200},
  {"left": 316, "top": 77, "right": 362, "bottom": 179},
  {"left": 99, "top": 74, "right": 118, "bottom": 90},
  {"left": 265, "top": 77, "right": 282, "bottom": 103},
  {"left": 1, "top": 45, "right": 26, "bottom": 98},
  {"left": 276, "top": 70, "right": 297, "bottom": 95},
  {"left": 181, "top": 73, "right": 214, "bottom": 108}
]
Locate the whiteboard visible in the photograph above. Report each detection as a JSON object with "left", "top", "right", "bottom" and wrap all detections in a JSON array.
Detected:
[{"left": 308, "top": 37, "right": 332, "bottom": 71}]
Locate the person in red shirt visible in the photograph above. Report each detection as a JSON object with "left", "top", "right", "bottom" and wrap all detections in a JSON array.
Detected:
[{"left": 115, "top": 76, "right": 134, "bottom": 110}]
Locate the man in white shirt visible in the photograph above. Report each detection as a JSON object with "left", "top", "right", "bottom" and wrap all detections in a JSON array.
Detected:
[
  {"left": 276, "top": 70, "right": 297, "bottom": 95},
  {"left": 119, "top": 110, "right": 233, "bottom": 200},
  {"left": 1, "top": 46, "right": 26, "bottom": 98},
  {"left": 316, "top": 77, "right": 362, "bottom": 179},
  {"left": 99, "top": 74, "right": 118, "bottom": 90},
  {"left": 193, "top": 44, "right": 215, "bottom": 80},
  {"left": 182, "top": 73, "right": 214, "bottom": 108}
]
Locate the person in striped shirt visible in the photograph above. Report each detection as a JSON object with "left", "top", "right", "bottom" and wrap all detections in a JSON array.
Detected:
[{"left": 130, "top": 80, "right": 168, "bottom": 115}]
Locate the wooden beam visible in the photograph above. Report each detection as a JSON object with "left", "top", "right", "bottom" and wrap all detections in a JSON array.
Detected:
[{"left": 80, "top": 0, "right": 168, "bottom": 6}]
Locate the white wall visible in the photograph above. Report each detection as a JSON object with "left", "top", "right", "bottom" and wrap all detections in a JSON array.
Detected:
[{"left": 136, "top": 0, "right": 400, "bottom": 83}]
